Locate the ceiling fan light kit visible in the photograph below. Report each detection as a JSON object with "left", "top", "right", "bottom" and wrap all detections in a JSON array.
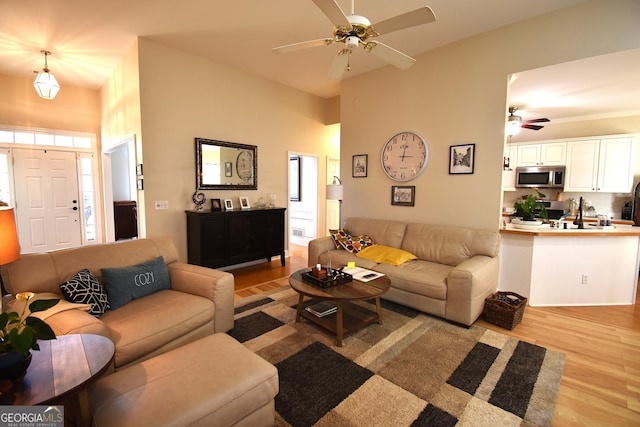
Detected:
[
  {"left": 272, "top": 0, "right": 436, "bottom": 80},
  {"left": 33, "top": 50, "right": 60, "bottom": 100}
]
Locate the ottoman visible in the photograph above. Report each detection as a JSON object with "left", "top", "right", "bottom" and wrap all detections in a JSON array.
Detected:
[{"left": 89, "top": 333, "right": 279, "bottom": 427}]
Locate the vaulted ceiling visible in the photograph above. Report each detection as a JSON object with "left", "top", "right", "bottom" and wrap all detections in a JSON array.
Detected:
[{"left": 2, "top": 0, "right": 638, "bottom": 123}]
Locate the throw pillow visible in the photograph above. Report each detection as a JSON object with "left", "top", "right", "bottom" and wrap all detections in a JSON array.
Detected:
[
  {"left": 356, "top": 245, "right": 418, "bottom": 266},
  {"left": 329, "top": 229, "right": 374, "bottom": 253},
  {"left": 101, "top": 256, "right": 171, "bottom": 310},
  {"left": 60, "top": 269, "right": 110, "bottom": 316}
]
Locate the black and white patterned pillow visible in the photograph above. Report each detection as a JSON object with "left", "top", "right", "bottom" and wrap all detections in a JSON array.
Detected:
[{"left": 60, "top": 269, "right": 110, "bottom": 316}]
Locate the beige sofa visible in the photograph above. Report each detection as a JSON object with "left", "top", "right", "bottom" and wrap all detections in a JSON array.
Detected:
[
  {"left": 308, "top": 217, "right": 501, "bottom": 326},
  {"left": 0, "top": 236, "right": 234, "bottom": 368}
]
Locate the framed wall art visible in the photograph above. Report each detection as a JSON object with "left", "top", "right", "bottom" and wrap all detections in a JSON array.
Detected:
[
  {"left": 352, "top": 154, "right": 368, "bottom": 178},
  {"left": 136, "top": 178, "right": 144, "bottom": 191},
  {"left": 391, "top": 185, "right": 415, "bottom": 206},
  {"left": 449, "top": 143, "right": 475, "bottom": 174},
  {"left": 136, "top": 164, "right": 143, "bottom": 176},
  {"left": 211, "top": 198, "right": 222, "bottom": 212}
]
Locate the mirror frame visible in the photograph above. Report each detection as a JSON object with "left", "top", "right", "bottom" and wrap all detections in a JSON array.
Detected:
[{"left": 196, "top": 137, "right": 257, "bottom": 190}]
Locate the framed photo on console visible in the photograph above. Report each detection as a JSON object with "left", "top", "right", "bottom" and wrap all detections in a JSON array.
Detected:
[
  {"left": 239, "top": 196, "right": 250, "bottom": 210},
  {"left": 224, "top": 199, "right": 234, "bottom": 211},
  {"left": 391, "top": 185, "right": 415, "bottom": 206},
  {"left": 211, "top": 198, "right": 222, "bottom": 212}
]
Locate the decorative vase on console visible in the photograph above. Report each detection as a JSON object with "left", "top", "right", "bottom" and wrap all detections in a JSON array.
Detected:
[
  {"left": 192, "top": 190, "right": 206, "bottom": 211},
  {"left": 0, "top": 292, "right": 59, "bottom": 381}
]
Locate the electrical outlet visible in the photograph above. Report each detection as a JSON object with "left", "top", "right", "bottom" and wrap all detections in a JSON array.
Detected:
[
  {"left": 581, "top": 274, "right": 588, "bottom": 285},
  {"left": 155, "top": 200, "right": 169, "bottom": 210}
]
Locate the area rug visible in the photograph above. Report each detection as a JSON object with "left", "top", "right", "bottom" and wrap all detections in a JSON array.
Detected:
[{"left": 229, "top": 288, "right": 565, "bottom": 427}]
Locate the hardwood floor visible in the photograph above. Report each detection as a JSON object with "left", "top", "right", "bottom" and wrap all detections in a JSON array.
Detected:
[{"left": 228, "top": 246, "right": 640, "bottom": 426}]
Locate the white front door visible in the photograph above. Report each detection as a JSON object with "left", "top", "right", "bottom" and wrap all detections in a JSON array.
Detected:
[{"left": 13, "top": 149, "right": 82, "bottom": 253}]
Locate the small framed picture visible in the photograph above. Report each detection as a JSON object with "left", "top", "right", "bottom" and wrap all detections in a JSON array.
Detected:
[
  {"left": 239, "top": 196, "right": 250, "bottom": 210},
  {"left": 449, "top": 143, "right": 475, "bottom": 174},
  {"left": 391, "top": 186, "right": 415, "bottom": 206},
  {"left": 224, "top": 162, "right": 232, "bottom": 177},
  {"left": 224, "top": 199, "right": 234, "bottom": 211},
  {"left": 211, "top": 198, "right": 222, "bottom": 212},
  {"left": 136, "top": 178, "right": 144, "bottom": 191},
  {"left": 352, "top": 154, "right": 368, "bottom": 178},
  {"left": 136, "top": 164, "right": 143, "bottom": 176}
]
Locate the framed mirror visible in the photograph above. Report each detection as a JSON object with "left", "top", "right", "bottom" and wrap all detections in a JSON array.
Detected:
[{"left": 196, "top": 138, "right": 257, "bottom": 190}]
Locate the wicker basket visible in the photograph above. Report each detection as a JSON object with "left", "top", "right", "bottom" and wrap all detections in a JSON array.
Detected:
[{"left": 482, "top": 291, "right": 527, "bottom": 330}]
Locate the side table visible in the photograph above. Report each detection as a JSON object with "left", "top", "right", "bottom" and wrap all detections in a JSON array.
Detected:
[{"left": 0, "top": 334, "right": 115, "bottom": 427}]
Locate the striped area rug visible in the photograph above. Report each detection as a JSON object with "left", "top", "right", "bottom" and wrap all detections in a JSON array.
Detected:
[{"left": 230, "top": 288, "right": 565, "bottom": 427}]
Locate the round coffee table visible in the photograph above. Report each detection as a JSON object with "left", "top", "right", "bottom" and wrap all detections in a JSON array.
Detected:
[
  {"left": 289, "top": 268, "right": 391, "bottom": 346},
  {"left": 0, "top": 334, "right": 115, "bottom": 427}
]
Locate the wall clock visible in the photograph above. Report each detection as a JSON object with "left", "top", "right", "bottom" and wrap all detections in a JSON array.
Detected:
[
  {"left": 381, "top": 131, "right": 429, "bottom": 181},
  {"left": 236, "top": 150, "right": 253, "bottom": 182}
]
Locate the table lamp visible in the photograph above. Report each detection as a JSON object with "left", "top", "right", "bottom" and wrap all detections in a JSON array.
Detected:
[{"left": 0, "top": 207, "right": 20, "bottom": 297}]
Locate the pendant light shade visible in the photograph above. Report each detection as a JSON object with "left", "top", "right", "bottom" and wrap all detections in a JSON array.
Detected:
[{"left": 33, "top": 50, "right": 60, "bottom": 100}]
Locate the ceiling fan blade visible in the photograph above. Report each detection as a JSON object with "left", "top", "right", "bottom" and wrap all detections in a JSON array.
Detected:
[
  {"left": 522, "top": 124, "right": 545, "bottom": 131},
  {"left": 272, "top": 38, "right": 334, "bottom": 55},
  {"left": 328, "top": 49, "right": 350, "bottom": 80},
  {"left": 523, "top": 118, "right": 550, "bottom": 124},
  {"left": 312, "top": 0, "right": 350, "bottom": 27},
  {"left": 372, "top": 6, "right": 436, "bottom": 35},
  {"left": 367, "top": 41, "right": 415, "bottom": 70}
]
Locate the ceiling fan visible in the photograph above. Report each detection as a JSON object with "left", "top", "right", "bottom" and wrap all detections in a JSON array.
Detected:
[
  {"left": 272, "top": 0, "right": 436, "bottom": 80},
  {"left": 507, "top": 106, "right": 550, "bottom": 132}
]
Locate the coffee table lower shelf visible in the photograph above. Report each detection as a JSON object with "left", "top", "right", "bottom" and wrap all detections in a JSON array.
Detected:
[{"left": 297, "top": 297, "right": 382, "bottom": 346}]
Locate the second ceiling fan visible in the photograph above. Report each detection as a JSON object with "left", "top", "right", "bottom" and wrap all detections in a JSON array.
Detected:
[
  {"left": 507, "top": 106, "right": 550, "bottom": 132},
  {"left": 272, "top": 0, "right": 436, "bottom": 80}
]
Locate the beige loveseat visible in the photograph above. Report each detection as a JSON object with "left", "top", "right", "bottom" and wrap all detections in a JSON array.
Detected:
[
  {"left": 0, "top": 236, "right": 234, "bottom": 368},
  {"left": 308, "top": 217, "right": 501, "bottom": 326}
]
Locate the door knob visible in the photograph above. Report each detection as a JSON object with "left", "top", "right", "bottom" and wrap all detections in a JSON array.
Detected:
[
  {"left": 72, "top": 200, "right": 78, "bottom": 204},
  {"left": 72, "top": 207, "right": 78, "bottom": 211}
]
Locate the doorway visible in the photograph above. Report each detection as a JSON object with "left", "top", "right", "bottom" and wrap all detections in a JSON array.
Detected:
[{"left": 288, "top": 153, "right": 319, "bottom": 247}]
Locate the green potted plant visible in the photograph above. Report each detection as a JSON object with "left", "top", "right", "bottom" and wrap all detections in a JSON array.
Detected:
[
  {"left": 0, "top": 292, "right": 59, "bottom": 380},
  {"left": 513, "top": 188, "right": 549, "bottom": 222}
]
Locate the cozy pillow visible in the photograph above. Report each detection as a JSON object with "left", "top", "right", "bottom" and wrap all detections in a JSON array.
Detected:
[
  {"left": 356, "top": 245, "right": 418, "bottom": 266},
  {"left": 60, "top": 269, "right": 109, "bottom": 316},
  {"left": 101, "top": 256, "right": 171, "bottom": 310},
  {"left": 329, "top": 229, "right": 374, "bottom": 253}
]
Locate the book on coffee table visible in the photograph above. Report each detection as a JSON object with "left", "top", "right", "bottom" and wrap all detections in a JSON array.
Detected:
[
  {"left": 342, "top": 267, "right": 385, "bottom": 282},
  {"left": 305, "top": 301, "right": 337, "bottom": 317}
]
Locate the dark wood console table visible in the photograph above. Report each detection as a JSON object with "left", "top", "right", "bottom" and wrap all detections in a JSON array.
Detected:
[{"left": 186, "top": 207, "right": 286, "bottom": 268}]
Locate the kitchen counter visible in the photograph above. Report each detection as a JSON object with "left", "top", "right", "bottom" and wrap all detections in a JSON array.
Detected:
[
  {"left": 500, "top": 224, "right": 640, "bottom": 237},
  {"left": 499, "top": 224, "right": 640, "bottom": 306}
]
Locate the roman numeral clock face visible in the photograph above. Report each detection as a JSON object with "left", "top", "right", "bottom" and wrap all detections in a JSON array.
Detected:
[{"left": 381, "top": 131, "right": 429, "bottom": 181}]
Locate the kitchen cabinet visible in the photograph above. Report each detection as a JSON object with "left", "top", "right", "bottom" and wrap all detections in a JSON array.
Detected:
[
  {"left": 564, "top": 137, "right": 636, "bottom": 193},
  {"left": 186, "top": 207, "right": 286, "bottom": 268},
  {"left": 516, "top": 142, "right": 566, "bottom": 167}
]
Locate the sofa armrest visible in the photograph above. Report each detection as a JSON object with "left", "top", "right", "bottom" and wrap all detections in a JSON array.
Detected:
[
  {"left": 45, "top": 309, "right": 111, "bottom": 338},
  {"left": 445, "top": 256, "right": 499, "bottom": 326},
  {"left": 308, "top": 237, "right": 335, "bottom": 267},
  {"left": 167, "top": 262, "right": 234, "bottom": 333}
]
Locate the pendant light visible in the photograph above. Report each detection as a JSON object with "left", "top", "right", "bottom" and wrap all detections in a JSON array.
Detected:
[{"left": 33, "top": 50, "right": 60, "bottom": 100}]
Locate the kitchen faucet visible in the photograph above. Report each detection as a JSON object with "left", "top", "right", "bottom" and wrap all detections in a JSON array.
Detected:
[{"left": 573, "top": 196, "right": 584, "bottom": 229}]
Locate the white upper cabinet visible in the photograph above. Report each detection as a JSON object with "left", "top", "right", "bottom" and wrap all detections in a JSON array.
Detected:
[
  {"left": 565, "top": 137, "right": 636, "bottom": 193},
  {"left": 516, "top": 142, "right": 566, "bottom": 166}
]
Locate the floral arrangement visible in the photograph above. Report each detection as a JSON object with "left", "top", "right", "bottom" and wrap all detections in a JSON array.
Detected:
[
  {"left": 0, "top": 292, "right": 59, "bottom": 357},
  {"left": 513, "top": 188, "right": 549, "bottom": 221}
]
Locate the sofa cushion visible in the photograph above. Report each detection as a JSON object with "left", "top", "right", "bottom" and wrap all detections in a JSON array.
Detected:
[
  {"left": 102, "top": 256, "right": 170, "bottom": 310},
  {"left": 343, "top": 218, "right": 407, "bottom": 248},
  {"left": 374, "top": 260, "right": 450, "bottom": 300},
  {"left": 356, "top": 245, "right": 417, "bottom": 266},
  {"left": 60, "top": 269, "right": 110, "bottom": 316},
  {"left": 329, "top": 229, "right": 374, "bottom": 253},
  {"left": 99, "top": 289, "right": 215, "bottom": 367}
]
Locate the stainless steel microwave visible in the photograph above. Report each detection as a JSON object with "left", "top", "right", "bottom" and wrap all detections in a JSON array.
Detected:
[{"left": 515, "top": 166, "right": 565, "bottom": 188}]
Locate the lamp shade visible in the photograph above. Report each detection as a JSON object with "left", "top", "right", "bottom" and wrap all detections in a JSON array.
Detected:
[
  {"left": 0, "top": 207, "right": 20, "bottom": 264},
  {"left": 33, "top": 70, "right": 60, "bottom": 100},
  {"left": 326, "top": 184, "right": 343, "bottom": 201}
]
